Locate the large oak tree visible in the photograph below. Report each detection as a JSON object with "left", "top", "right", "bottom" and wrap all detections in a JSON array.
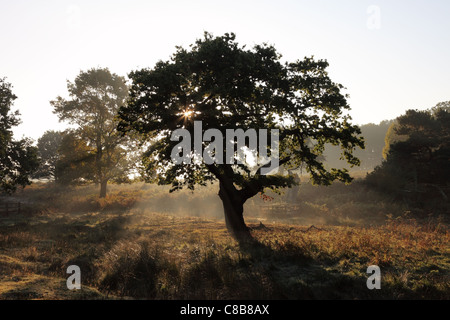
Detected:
[{"left": 118, "top": 33, "right": 364, "bottom": 241}]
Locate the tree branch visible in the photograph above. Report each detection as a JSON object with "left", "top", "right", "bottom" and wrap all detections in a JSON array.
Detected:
[{"left": 255, "top": 155, "right": 291, "bottom": 176}]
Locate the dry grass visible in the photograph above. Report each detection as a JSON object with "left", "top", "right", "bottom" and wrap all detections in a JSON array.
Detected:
[{"left": 0, "top": 182, "right": 448, "bottom": 300}]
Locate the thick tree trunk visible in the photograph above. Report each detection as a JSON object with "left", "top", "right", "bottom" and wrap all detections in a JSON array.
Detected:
[
  {"left": 218, "top": 181, "right": 251, "bottom": 242},
  {"left": 99, "top": 179, "right": 108, "bottom": 198}
]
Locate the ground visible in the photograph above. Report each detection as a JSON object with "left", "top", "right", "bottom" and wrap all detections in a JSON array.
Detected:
[{"left": 0, "top": 183, "right": 448, "bottom": 300}]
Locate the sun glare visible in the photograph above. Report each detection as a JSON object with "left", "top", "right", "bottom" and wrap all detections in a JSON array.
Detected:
[{"left": 183, "top": 110, "right": 194, "bottom": 118}]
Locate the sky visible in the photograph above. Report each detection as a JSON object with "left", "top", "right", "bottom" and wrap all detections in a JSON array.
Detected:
[{"left": 1, "top": 0, "right": 449, "bottom": 141}]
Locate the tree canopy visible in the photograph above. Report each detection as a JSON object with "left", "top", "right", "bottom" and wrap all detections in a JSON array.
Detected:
[
  {"left": 51, "top": 68, "right": 133, "bottom": 197},
  {"left": 33, "top": 130, "right": 63, "bottom": 181},
  {"left": 118, "top": 32, "right": 364, "bottom": 240},
  {"left": 54, "top": 130, "right": 95, "bottom": 185},
  {"left": 367, "top": 102, "right": 450, "bottom": 206}
]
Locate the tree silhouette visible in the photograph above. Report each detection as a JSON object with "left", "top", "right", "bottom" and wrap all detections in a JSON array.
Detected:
[
  {"left": 367, "top": 103, "right": 450, "bottom": 204},
  {"left": 118, "top": 33, "right": 364, "bottom": 241},
  {"left": 0, "top": 78, "right": 39, "bottom": 194}
]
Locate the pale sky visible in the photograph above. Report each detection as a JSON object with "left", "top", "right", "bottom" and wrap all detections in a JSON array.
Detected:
[{"left": 1, "top": 0, "right": 449, "bottom": 141}]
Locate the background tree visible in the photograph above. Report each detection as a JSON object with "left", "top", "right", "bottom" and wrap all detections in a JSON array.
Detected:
[
  {"left": 51, "top": 68, "right": 132, "bottom": 197},
  {"left": 0, "top": 78, "right": 39, "bottom": 194},
  {"left": 366, "top": 103, "right": 450, "bottom": 205},
  {"left": 54, "top": 130, "right": 95, "bottom": 185},
  {"left": 118, "top": 33, "right": 364, "bottom": 241},
  {"left": 395, "top": 106, "right": 450, "bottom": 191},
  {"left": 432, "top": 101, "right": 450, "bottom": 114},
  {"left": 33, "top": 130, "right": 63, "bottom": 181},
  {"left": 382, "top": 121, "right": 407, "bottom": 160}
]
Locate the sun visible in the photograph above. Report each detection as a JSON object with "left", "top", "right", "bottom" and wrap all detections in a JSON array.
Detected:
[{"left": 183, "top": 110, "right": 194, "bottom": 118}]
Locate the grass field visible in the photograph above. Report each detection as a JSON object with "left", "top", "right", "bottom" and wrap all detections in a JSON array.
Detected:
[{"left": 0, "top": 182, "right": 448, "bottom": 300}]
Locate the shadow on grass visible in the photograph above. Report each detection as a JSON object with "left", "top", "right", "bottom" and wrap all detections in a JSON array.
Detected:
[
  {"left": 236, "top": 237, "right": 433, "bottom": 300},
  {"left": 236, "top": 239, "right": 364, "bottom": 300}
]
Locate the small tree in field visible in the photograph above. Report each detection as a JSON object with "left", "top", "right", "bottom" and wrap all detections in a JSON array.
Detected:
[
  {"left": 118, "top": 33, "right": 364, "bottom": 241},
  {"left": 52, "top": 68, "right": 132, "bottom": 197}
]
